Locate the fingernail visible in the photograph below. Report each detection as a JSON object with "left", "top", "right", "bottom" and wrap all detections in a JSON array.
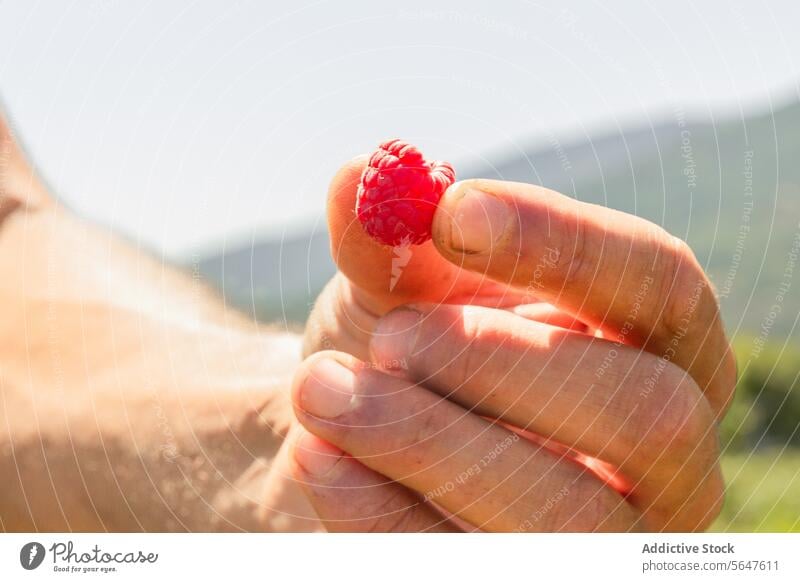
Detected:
[
  {"left": 294, "top": 431, "right": 344, "bottom": 477},
  {"left": 447, "top": 188, "right": 510, "bottom": 253},
  {"left": 371, "top": 308, "right": 422, "bottom": 370},
  {"left": 299, "top": 357, "right": 356, "bottom": 418}
]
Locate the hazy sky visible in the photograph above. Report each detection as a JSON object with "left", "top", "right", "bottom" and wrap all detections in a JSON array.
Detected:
[{"left": 1, "top": 0, "right": 798, "bottom": 257}]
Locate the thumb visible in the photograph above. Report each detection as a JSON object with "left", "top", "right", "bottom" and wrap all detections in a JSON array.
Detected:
[{"left": 326, "top": 155, "right": 486, "bottom": 315}]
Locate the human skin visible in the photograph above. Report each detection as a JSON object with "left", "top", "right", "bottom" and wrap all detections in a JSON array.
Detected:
[
  {"left": 0, "top": 114, "right": 312, "bottom": 531},
  {"left": 0, "top": 114, "right": 736, "bottom": 531}
]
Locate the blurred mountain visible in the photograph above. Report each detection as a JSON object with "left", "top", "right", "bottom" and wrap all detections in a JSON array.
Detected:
[
  {"left": 192, "top": 227, "right": 335, "bottom": 325},
  {"left": 192, "top": 99, "right": 800, "bottom": 338}
]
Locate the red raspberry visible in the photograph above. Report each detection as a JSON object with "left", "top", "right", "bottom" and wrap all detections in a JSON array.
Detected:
[{"left": 356, "top": 139, "right": 455, "bottom": 246}]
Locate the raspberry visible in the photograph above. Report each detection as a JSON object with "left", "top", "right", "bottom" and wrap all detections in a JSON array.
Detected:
[{"left": 356, "top": 138, "right": 455, "bottom": 246}]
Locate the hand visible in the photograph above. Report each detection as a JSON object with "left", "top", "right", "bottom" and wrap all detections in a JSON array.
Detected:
[{"left": 293, "top": 164, "right": 737, "bottom": 531}]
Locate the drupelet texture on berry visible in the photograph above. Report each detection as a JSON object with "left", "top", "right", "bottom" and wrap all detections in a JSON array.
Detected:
[{"left": 356, "top": 139, "right": 455, "bottom": 246}]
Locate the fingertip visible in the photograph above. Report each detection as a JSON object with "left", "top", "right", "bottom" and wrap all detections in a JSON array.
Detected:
[
  {"left": 290, "top": 350, "right": 359, "bottom": 413},
  {"left": 333, "top": 153, "right": 370, "bottom": 184},
  {"left": 326, "top": 154, "right": 369, "bottom": 233},
  {"left": 325, "top": 154, "right": 399, "bottom": 285},
  {"left": 369, "top": 306, "right": 424, "bottom": 373}
]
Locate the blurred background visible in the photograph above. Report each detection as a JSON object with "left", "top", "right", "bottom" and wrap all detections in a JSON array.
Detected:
[{"left": 1, "top": 0, "right": 798, "bottom": 531}]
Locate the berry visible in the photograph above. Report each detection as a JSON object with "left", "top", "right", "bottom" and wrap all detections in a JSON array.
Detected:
[{"left": 356, "top": 138, "right": 455, "bottom": 246}]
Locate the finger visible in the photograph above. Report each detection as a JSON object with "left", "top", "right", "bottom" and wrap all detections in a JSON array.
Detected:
[
  {"left": 326, "top": 158, "right": 511, "bottom": 315},
  {"left": 430, "top": 179, "right": 736, "bottom": 412},
  {"left": 370, "top": 304, "right": 724, "bottom": 530},
  {"left": 290, "top": 428, "right": 456, "bottom": 532},
  {"left": 291, "top": 351, "right": 640, "bottom": 532}
]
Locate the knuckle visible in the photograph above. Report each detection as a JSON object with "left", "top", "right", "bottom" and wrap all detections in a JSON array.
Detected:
[
  {"left": 657, "top": 235, "right": 712, "bottom": 338},
  {"left": 557, "top": 211, "right": 593, "bottom": 291}
]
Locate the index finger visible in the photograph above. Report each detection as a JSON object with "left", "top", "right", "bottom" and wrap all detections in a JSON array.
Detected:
[{"left": 431, "top": 179, "right": 736, "bottom": 412}]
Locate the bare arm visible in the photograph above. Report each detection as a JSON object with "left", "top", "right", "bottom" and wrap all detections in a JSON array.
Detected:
[{"left": 0, "top": 113, "right": 313, "bottom": 531}]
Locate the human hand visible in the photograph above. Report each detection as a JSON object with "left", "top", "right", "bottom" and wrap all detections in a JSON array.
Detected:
[{"left": 293, "top": 163, "right": 736, "bottom": 531}]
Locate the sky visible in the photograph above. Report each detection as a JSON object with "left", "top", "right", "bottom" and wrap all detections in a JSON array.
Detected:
[{"left": 1, "top": 0, "right": 799, "bottom": 258}]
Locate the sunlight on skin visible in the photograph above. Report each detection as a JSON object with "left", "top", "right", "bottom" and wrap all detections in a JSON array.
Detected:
[{"left": 0, "top": 113, "right": 317, "bottom": 532}]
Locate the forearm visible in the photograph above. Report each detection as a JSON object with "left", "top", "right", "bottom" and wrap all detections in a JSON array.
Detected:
[
  {"left": 0, "top": 118, "right": 305, "bottom": 529},
  {"left": 0, "top": 311, "right": 301, "bottom": 531}
]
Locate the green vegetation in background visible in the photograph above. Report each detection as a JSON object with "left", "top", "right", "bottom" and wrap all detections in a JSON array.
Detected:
[
  {"left": 713, "top": 338, "right": 800, "bottom": 531},
  {"left": 712, "top": 450, "right": 800, "bottom": 532},
  {"left": 720, "top": 337, "right": 800, "bottom": 452}
]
